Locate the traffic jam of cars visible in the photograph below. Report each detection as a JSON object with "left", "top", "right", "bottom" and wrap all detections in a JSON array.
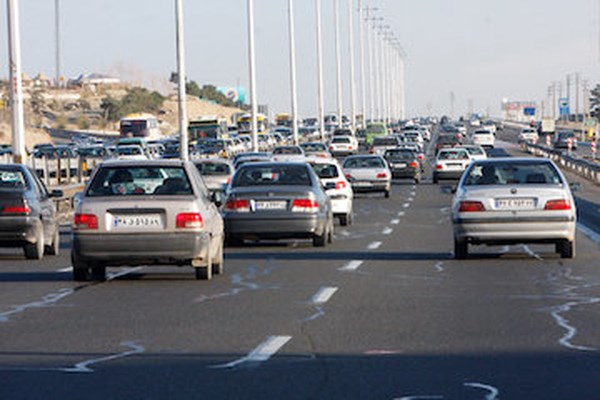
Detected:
[{"left": 0, "top": 116, "right": 583, "bottom": 285}]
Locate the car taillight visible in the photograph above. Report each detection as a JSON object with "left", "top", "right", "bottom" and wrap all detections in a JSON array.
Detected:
[
  {"left": 409, "top": 161, "right": 418, "bottom": 169},
  {"left": 544, "top": 199, "right": 571, "bottom": 210},
  {"left": 349, "top": 146, "right": 354, "bottom": 150},
  {"left": 225, "top": 199, "right": 250, "bottom": 212},
  {"left": 336, "top": 181, "right": 347, "bottom": 190},
  {"left": 376, "top": 172, "right": 388, "bottom": 179},
  {"left": 2, "top": 205, "right": 30, "bottom": 215},
  {"left": 226, "top": 177, "right": 232, "bottom": 184},
  {"left": 292, "top": 198, "right": 319, "bottom": 212},
  {"left": 74, "top": 213, "right": 98, "bottom": 230},
  {"left": 417, "top": 153, "right": 425, "bottom": 160},
  {"left": 435, "top": 164, "right": 444, "bottom": 170},
  {"left": 369, "top": 148, "right": 374, "bottom": 154},
  {"left": 459, "top": 201, "right": 485, "bottom": 212},
  {"left": 176, "top": 212, "right": 204, "bottom": 229},
  {"left": 345, "top": 173, "right": 353, "bottom": 180}
]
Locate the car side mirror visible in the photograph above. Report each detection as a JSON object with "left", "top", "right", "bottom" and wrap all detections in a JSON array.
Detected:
[
  {"left": 569, "top": 182, "right": 581, "bottom": 193},
  {"left": 211, "top": 191, "right": 224, "bottom": 207},
  {"left": 49, "top": 189, "right": 63, "bottom": 198}
]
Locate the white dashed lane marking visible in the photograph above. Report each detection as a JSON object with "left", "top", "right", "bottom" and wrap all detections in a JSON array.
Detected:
[
  {"left": 311, "top": 287, "right": 338, "bottom": 305},
  {"left": 367, "top": 241, "right": 382, "bottom": 250},
  {"left": 209, "top": 335, "right": 292, "bottom": 369},
  {"left": 339, "top": 260, "right": 364, "bottom": 271}
]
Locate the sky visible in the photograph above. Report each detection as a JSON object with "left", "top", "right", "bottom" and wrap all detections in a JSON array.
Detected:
[{"left": 2, "top": 0, "right": 600, "bottom": 118}]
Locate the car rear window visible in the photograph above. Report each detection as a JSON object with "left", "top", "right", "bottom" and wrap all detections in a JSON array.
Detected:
[
  {"left": 464, "top": 162, "right": 563, "bottom": 186},
  {"left": 332, "top": 137, "right": 351, "bottom": 144},
  {"left": 195, "top": 162, "right": 231, "bottom": 176},
  {"left": 87, "top": 166, "right": 192, "bottom": 196},
  {"left": 0, "top": 170, "right": 27, "bottom": 190},
  {"left": 343, "top": 157, "right": 385, "bottom": 169},
  {"left": 310, "top": 163, "right": 340, "bottom": 179},
  {"left": 233, "top": 165, "right": 312, "bottom": 187},
  {"left": 438, "top": 150, "right": 469, "bottom": 160},
  {"left": 372, "top": 138, "right": 398, "bottom": 146},
  {"left": 273, "top": 147, "right": 302, "bottom": 155},
  {"left": 385, "top": 149, "right": 415, "bottom": 159}
]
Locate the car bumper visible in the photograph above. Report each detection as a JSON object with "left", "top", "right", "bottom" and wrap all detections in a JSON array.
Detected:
[
  {"left": 72, "top": 231, "right": 212, "bottom": 266},
  {"left": 350, "top": 181, "right": 390, "bottom": 192},
  {"left": 224, "top": 214, "right": 325, "bottom": 239},
  {"left": 330, "top": 197, "right": 352, "bottom": 215},
  {"left": 434, "top": 170, "right": 465, "bottom": 180},
  {"left": 453, "top": 216, "right": 576, "bottom": 244},
  {"left": 390, "top": 168, "right": 418, "bottom": 179},
  {"left": 0, "top": 217, "right": 41, "bottom": 245}
]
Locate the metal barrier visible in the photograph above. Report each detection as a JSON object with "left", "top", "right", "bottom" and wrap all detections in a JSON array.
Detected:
[{"left": 524, "top": 142, "right": 600, "bottom": 185}]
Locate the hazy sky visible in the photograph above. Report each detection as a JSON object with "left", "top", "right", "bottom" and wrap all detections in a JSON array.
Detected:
[{"left": 2, "top": 0, "right": 599, "bottom": 118}]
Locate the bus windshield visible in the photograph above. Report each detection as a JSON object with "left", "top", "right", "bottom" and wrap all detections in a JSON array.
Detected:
[{"left": 120, "top": 120, "right": 148, "bottom": 137}]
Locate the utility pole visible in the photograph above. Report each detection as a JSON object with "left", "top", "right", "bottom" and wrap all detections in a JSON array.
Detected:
[
  {"left": 315, "top": 0, "right": 325, "bottom": 140},
  {"left": 6, "top": 0, "right": 27, "bottom": 164},
  {"left": 288, "top": 0, "right": 299, "bottom": 145},
  {"left": 347, "top": 0, "right": 357, "bottom": 130},
  {"left": 55, "top": 0, "right": 61, "bottom": 87},
  {"left": 247, "top": 0, "right": 259, "bottom": 152},
  {"left": 575, "top": 72, "right": 580, "bottom": 121},
  {"left": 334, "top": 0, "right": 344, "bottom": 126},
  {"left": 357, "top": 0, "right": 366, "bottom": 127},
  {"left": 175, "top": 0, "right": 189, "bottom": 161},
  {"left": 365, "top": 6, "right": 377, "bottom": 123}
]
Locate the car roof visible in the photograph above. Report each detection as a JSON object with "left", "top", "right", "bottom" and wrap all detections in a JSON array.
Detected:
[{"left": 100, "top": 159, "right": 188, "bottom": 167}]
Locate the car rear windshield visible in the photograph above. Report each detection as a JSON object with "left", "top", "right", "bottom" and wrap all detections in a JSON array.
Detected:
[
  {"left": 372, "top": 138, "right": 398, "bottom": 146},
  {"left": 464, "top": 162, "right": 563, "bottom": 186},
  {"left": 233, "top": 165, "right": 312, "bottom": 187},
  {"left": 301, "top": 143, "right": 327, "bottom": 152},
  {"left": 437, "top": 135, "right": 459, "bottom": 144},
  {"left": 195, "top": 162, "right": 231, "bottom": 176},
  {"left": 273, "top": 147, "right": 302, "bottom": 155},
  {"left": 332, "top": 137, "right": 351, "bottom": 144},
  {"left": 87, "top": 166, "right": 193, "bottom": 196},
  {"left": 310, "top": 163, "right": 340, "bottom": 179},
  {"left": 343, "top": 157, "right": 385, "bottom": 169},
  {"left": 0, "top": 170, "right": 27, "bottom": 190},
  {"left": 438, "top": 150, "right": 469, "bottom": 160},
  {"left": 385, "top": 149, "right": 415, "bottom": 159}
]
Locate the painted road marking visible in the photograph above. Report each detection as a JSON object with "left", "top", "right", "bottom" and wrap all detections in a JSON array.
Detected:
[
  {"left": 463, "top": 382, "right": 500, "bottom": 400},
  {"left": 407, "top": 197, "right": 414, "bottom": 202},
  {"left": 382, "top": 227, "right": 393, "bottom": 235},
  {"left": 578, "top": 223, "right": 600, "bottom": 244},
  {"left": 61, "top": 341, "right": 145, "bottom": 373},
  {"left": 57, "top": 267, "right": 71, "bottom": 273},
  {"left": 434, "top": 262, "right": 444, "bottom": 272},
  {"left": 0, "top": 288, "right": 74, "bottom": 322},
  {"left": 210, "top": 335, "right": 292, "bottom": 369},
  {"left": 391, "top": 219, "right": 400, "bottom": 225},
  {"left": 368, "top": 241, "right": 382, "bottom": 250},
  {"left": 339, "top": 260, "right": 363, "bottom": 271},
  {"left": 398, "top": 211, "right": 406, "bottom": 217},
  {"left": 107, "top": 267, "right": 143, "bottom": 280},
  {"left": 311, "top": 287, "right": 338, "bottom": 305},
  {"left": 402, "top": 203, "right": 410, "bottom": 208}
]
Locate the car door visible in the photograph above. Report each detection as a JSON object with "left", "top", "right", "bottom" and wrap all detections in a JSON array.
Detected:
[{"left": 29, "top": 167, "right": 57, "bottom": 241}]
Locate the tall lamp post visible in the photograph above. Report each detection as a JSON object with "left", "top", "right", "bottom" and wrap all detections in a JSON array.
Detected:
[
  {"left": 247, "top": 0, "right": 259, "bottom": 151},
  {"left": 347, "top": 0, "right": 356, "bottom": 130},
  {"left": 315, "top": 0, "right": 326, "bottom": 139},
  {"left": 175, "top": 0, "right": 189, "bottom": 160},
  {"left": 288, "top": 0, "right": 299, "bottom": 145},
  {"left": 334, "top": 0, "right": 344, "bottom": 126},
  {"left": 6, "top": 0, "right": 26, "bottom": 164}
]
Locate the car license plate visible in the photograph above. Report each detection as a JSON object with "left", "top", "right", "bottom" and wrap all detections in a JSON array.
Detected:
[
  {"left": 255, "top": 201, "right": 287, "bottom": 210},
  {"left": 113, "top": 214, "right": 163, "bottom": 230},
  {"left": 395, "top": 163, "right": 407, "bottom": 168},
  {"left": 495, "top": 198, "right": 536, "bottom": 210},
  {"left": 353, "top": 181, "right": 371, "bottom": 187}
]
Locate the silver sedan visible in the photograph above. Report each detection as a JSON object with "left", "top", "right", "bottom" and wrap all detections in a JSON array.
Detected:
[{"left": 452, "top": 158, "right": 577, "bottom": 259}]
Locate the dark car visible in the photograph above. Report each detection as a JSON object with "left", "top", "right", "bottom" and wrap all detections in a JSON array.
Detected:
[
  {"left": 435, "top": 134, "right": 461, "bottom": 153},
  {"left": 383, "top": 148, "right": 422, "bottom": 183},
  {"left": 0, "top": 164, "right": 62, "bottom": 259},
  {"left": 223, "top": 162, "right": 334, "bottom": 247},
  {"left": 553, "top": 131, "right": 578, "bottom": 150}
]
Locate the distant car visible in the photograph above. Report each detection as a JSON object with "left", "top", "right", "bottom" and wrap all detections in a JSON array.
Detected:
[
  {"left": 383, "top": 148, "right": 422, "bottom": 183},
  {"left": 308, "top": 158, "right": 354, "bottom": 226},
  {"left": 193, "top": 159, "right": 234, "bottom": 195},
  {"left": 369, "top": 136, "right": 400, "bottom": 155},
  {"left": 328, "top": 136, "right": 359, "bottom": 157},
  {"left": 71, "top": 159, "right": 225, "bottom": 281},
  {"left": 553, "top": 131, "right": 578, "bottom": 150},
  {"left": 0, "top": 164, "right": 62, "bottom": 259},
  {"left": 223, "top": 162, "right": 334, "bottom": 247},
  {"left": 232, "top": 152, "right": 271, "bottom": 169},
  {"left": 519, "top": 128, "right": 539, "bottom": 144},
  {"left": 435, "top": 134, "right": 461, "bottom": 153},
  {"left": 270, "top": 146, "right": 306, "bottom": 162},
  {"left": 452, "top": 158, "right": 577, "bottom": 259},
  {"left": 300, "top": 142, "right": 331, "bottom": 159},
  {"left": 470, "top": 129, "right": 495, "bottom": 149},
  {"left": 433, "top": 148, "right": 472, "bottom": 184},
  {"left": 342, "top": 155, "right": 392, "bottom": 198},
  {"left": 114, "top": 145, "right": 148, "bottom": 160},
  {"left": 481, "top": 120, "right": 497, "bottom": 134}
]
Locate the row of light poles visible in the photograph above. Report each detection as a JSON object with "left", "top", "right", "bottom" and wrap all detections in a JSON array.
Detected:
[{"left": 246, "top": 0, "right": 407, "bottom": 151}]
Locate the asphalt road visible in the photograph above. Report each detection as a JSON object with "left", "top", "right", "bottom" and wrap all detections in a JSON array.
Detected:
[{"left": 1, "top": 128, "right": 600, "bottom": 400}]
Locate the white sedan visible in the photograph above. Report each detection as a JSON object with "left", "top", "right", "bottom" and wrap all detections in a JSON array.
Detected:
[{"left": 308, "top": 157, "right": 354, "bottom": 225}]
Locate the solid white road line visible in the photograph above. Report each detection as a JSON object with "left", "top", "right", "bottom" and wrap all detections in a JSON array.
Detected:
[
  {"left": 367, "top": 241, "right": 382, "bottom": 250},
  {"left": 339, "top": 260, "right": 363, "bottom": 271},
  {"left": 210, "top": 335, "right": 292, "bottom": 369},
  {"left": 311, "top": 287, "right": 338, "bottom": 305}
]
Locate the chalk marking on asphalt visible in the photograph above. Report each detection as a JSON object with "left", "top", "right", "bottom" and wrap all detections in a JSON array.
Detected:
[
  {"left": 391, "top": 219, "right": 400, "bottom": 225},
  {"left": 521, "top": 245, "right": 543, "bottom": 261},
  {"left": 60, "top": 341, "right": 145, "bottom": 373},
  {"left": 195, "top": 265, "right": 280, "bottom": 303},
  {"left": 301, "top": 306, "right": 325, "bottom": 322},
  {"left": 0, "top": 288, "right": 74, "bottom": 322},
  {"left": 57, "top": 267, "right": 72, "bottom": 273},
  {"left": 209, "top": 335, "right": 292, "bottom": 369},
  {"left": 339, "top": 260, "right": 363, "bottom": 271},
  {"left": 107, "top": 267, "right": 143, "bottom": 280},
  {"left": 434, "top": 262, "right": 445, "bottom": 272},
  {"left": 577, "top": 223, "right": 600, "bottom": 244},
  {"left": 402, "top": 203, "right": 410, "bottom": 208},
  {"left": 549, "top": 299, "right": 599, "bottom": 352},
  {"left": 367, "top": 241, "right": 382, "bottom": 250},
  {"left": 395, "top": 396, "right": 443, "bottom": 400},
  {"left": 311, "top": 287, "right": 338, "bottom": 305},
  {"left": 464, "top": 382, "right": 500, "bottom": 400},
  {"left": 382, "top": 227, "right": 393, "bottom": 235},
  {"left": 398, "top": 211, "right": 406, "bottom": 217}
]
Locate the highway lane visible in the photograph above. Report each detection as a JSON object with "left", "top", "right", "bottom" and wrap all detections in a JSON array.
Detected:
[{"left": 1, "top": 136, "right": 600, "bottom": 399}]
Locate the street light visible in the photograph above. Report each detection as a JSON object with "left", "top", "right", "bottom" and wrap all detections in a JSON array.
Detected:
[
  {"left": 247, "top": 0, "right": 259, "bottom": 151},
  {"left": 288, "top": 0, "right": 299, "bottom": 145},
  {"left": 175, "top": 0, "right": 189, "bottom": 161},
  {"left": 6, "top": 0, "right": 26, "bottom": 164},
  {"left": 347, "top": 0, "right": 357, "bottom": 130},
  {"left": 357, "top": 0, "right": 366, "bottom": 127},
  {"left": 315, "top": 0, "right": 326, "bottom": 139},
  {"left": 334, "top": 0, "right": 344, "bottom": 126}
]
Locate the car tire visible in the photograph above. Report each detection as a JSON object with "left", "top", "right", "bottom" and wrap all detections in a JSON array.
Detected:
[
  {"left": 433, "top": 174, "right": 439, "bottom": 184},
  {"left": 71, "top": 254, "right": 89, "bottom": 282},
  {"left": 211, "top": 238, "right": 224, "bottom": 276},
  {"left": 414, "top": 177, "right": 421, "bottom": 184},
  {"left": 90, "top": 265, "right": 106, "bottom": 281},
  {"left": 313, "top": 230, "right": 326, "bottom": 247},
  {"left": 454, "top": 238, "right": 468, "bottom": 259},
  {"left": 384, "top": 189, "right": 390, "bottom": 198},
  {"left": 195, "top": 265, "right": 212, "bottom": 280},
  {"left": 557, "top": 239, "right": 575, "bottom": 259},
  {"left": 24, "top": 230, "right": 44, "bottom": 260},
  {"left": 225, "top": 234, "right": 243, "bottom": 247},
  {"left": 327, "top": 220, "right": 334, "bottom": 244},
  {"left": 339, "top": 213, "right": 349, "bottom": 226},
  {"left": 45, "top": 226, "right": 60, "bottom": 256}
]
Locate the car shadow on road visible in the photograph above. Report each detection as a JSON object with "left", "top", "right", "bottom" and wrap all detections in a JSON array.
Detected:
[{"left": 225, "top": 250, "right": 453, "bottom": 262}]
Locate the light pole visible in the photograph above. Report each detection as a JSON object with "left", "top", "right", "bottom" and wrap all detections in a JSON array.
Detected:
[
  {"left": 315, "top": 0, "right": 325, "bottom": 140},
  {"left": 357, "top": 0, "right": 366, "bottom": 127},
  {"left": 6, "top": 0, "right": 26, "bottom": 164},
  {"left": 334, "top": 0, "right": 344, "bottom": 126},
  {"left": 247, "top": 0, "right": 259, "bottom": 151},
  {"left": 347, "top": 0, "right": 357, "bottom": 131},
  {"left": 175, "top": 0, "right": 189, "bottom": 161},
  {"left": 288, "top": 0, "right": 299, "bottom": 145},
  {"left": 365, "top": 7, "right": 377, "bottom": 123},
  {"left": 55, "top": 0, "right": 61, "bottom": 87}
]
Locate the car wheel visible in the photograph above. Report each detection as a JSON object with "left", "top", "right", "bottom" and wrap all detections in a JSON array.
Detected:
[
  {"left": 347, "top": 211, "right": 353, "bottom": 225},
  {"left": 90, "top": 265, "right": 106, "bottom": 281},
  {"left": 433, "top": 174, "right": 439, "bottom": 184},
  {"left": 414, "top": 177, "right": 421, "bottom": 184},
  {"left": 339, "top": 214, "right": 349, "bottom": 226},
  {"left": 195, "top": 265, "right": 212, "bottom": 280},
  {"left": 45, "top": 226, "right": 60, "bottom": 256},
  {"left": 313, "top": 230, "right": 326, "bottom": 247},
  {"left": 327, "top": 220, "right": 334, "bottom": 244},
  {"left": 24, "top": 230, "right": 44, "bottom": 260},
  {"left": 454, "top": 238, "right": 468, "bottom": 259},
  {"left": 384, "top": 189, "right": 390, "bottom": 198},
  {"left": 211, "top": 238, "right": 224, "bottom": 276},
  {"left": 557, "top": 239, "right": 575, "bottom": 259},
  {"left": 71, "top": 253, "right": 89, "bottom": 282}
]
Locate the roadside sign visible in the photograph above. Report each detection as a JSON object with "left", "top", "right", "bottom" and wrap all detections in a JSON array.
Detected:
[
  {"left": 559, "top": 98, "right": 569, "bottom": 116},
  {"left": 523, "top": 107, "right": 536, "bottom": 116}
]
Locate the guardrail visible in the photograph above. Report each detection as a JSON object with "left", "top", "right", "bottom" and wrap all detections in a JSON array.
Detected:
[{"left": 524, "top": 142, "right": 600, "bottom": 185}]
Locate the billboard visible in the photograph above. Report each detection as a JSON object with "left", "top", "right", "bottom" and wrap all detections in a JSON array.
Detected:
[{"left": 217, "top": 86, "right": 247, "bottom": 104}]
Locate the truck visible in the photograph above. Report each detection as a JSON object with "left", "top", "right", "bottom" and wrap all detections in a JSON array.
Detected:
[{"left": 540, "top": 117, "right": 556, "bottom": 136}]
